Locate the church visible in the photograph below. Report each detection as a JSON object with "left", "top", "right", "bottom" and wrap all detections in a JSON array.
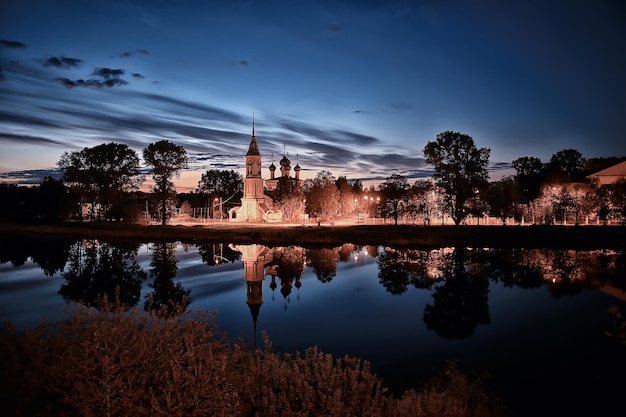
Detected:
[{"left": 228, "top": 115, "right": 302, "bottom": 223}]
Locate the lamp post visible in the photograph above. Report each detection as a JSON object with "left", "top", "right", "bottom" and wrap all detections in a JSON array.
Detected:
[{"left": 214, "top": 197, "right": 223, "bottom": 222}]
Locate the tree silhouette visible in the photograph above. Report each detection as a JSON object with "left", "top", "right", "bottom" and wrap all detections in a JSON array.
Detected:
[
  {"left": 512, "top": 156, "right": 545, "bottom": 204},
  {"left": 378, "top": 174, "right": 409, "bottom": 225},
  {"left": 143, "top": 140, "right": 188, "bottom": 225},
  {"left": 422, "top": 248, "right": 491, "bottom": 339},
  {"left": 307, "top": 247, "right": 337, "bottom": 283},
  {"left": 377, "top": 249, "right": 411, "bottom": 294},
  {"left": 423, "top": 131, "right": 490, "bottom": 225},
  {"left": 547, "top": 148, "right": 585, "bottom": 183},
  {"left": 60, "top": 240, "right": 146, "bottom": 308},
  {"left": 197, "top": 168, "right": 243, "bottom": 217},
  {"left": 145, "top": 242, "right": 190, "bottom": 316},
  {"left": 58, "top": 142, "right": 143, "bottom": 221}
]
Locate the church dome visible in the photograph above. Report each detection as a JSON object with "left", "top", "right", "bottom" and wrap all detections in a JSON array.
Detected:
[{"left": 280, "top": 155, "right": 290, "bottom": 167}]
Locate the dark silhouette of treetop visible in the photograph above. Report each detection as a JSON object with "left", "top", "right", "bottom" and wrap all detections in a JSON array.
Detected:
[
  {"left": 57, "top": 142, "right": 143, "bottom": 221},
  {"left": 143, "top": 140, "right": 188, "bottom": 225},
  {"left": 423, "top": 131, "right": 490, "bottom": 225}
]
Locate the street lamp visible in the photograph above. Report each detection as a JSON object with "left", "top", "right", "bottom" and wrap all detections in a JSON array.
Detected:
[{"left": 214, "top": 197, "right": 223, "bottom": 222}]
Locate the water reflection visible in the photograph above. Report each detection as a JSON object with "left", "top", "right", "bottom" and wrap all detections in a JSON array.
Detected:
[
  {"left": 2, "top": 240, "right": 626, "bottom": 320},
  {"left": 145, "top": 242, "right": 190, "bottom": 316},
  {"left": 0, "top": 236, "right": 73, "bottom": 275},
  {"left": 2, "top": 238, "right": 626, "bottom": 416},
  {"left": 60, "top": 240, "right": 146, "bottom": 308}
]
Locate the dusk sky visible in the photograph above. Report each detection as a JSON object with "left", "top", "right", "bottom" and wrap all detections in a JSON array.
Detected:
[{"left": 1, "top": 0, "right": 625, "bottom": 191}]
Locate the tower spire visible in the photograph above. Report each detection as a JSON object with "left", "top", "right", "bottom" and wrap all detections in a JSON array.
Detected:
[{"left": 246, "top": 107, "right": 260, "bottom": 156}]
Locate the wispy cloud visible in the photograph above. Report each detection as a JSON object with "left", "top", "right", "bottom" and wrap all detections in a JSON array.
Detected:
[
  {"left": 116, "top": 49, "right": 149, "bottom": 58},
  {"left": 0, "top": 132, "right": 68, "bottom": 146},
  {"left": 58, "top": 67, "right": 129, "bottom": 88},
  {"left": 36, "top": 56, "right": 82, "bottom": 69},
  {"left": 0, "top": 39, "right": 27, "bottom": 49}
]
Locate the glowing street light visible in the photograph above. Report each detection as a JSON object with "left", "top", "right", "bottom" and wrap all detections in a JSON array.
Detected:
[{"left": 214, "top": 197, "right": 223, "bottom": 222}]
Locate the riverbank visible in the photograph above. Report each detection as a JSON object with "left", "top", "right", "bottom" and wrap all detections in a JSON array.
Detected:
[{"left": 1, "top": 221, "right": 625, "bottom": 249}]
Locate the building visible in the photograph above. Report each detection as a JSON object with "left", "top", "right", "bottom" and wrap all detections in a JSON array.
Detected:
[
  {"left": 587, "top": 160, "right": 626, "bottom": 185},
  {"left": 229, "top": 115, "right": 299, "bottom": 222},
  {"left": 265, "top": 152, "right": 302, "bottom": 192}
]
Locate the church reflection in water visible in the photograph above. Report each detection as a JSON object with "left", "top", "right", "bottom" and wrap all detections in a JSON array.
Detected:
[{"left": 230, "top": 244, "right": 305, "bottom": 345}]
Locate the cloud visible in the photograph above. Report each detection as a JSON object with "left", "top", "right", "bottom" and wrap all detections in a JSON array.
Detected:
[
  {"left": 0, "top": 132, "right": 68, "bottom": 146},
  {"left": 278, "top": 119, "right": 381, "bottom": 147},
  {"left": 36, "top": 56, "right": 82, "bottom": 69},
  {"left": 0, "top": 110, "right": 65, "bottom": 130},
  {"left": 93, "top": 67, "right": 124, "bottom": 78},
  {"left": 58, "top": 67, "right": 129, "bottom": 88},
  {"left": 0, "top": 169, "right": 62, "bottom": 185},
  {"left": 116, "top": 49, "right": 149, "bottom": 58},
  {"left": 0, "top": 39, "right": 27, "bottom": 49},
  {"left": 488, "top": 161, "right": 512, "bottom": 172},
  {"left": 132, "top": 73, "right": 145, "bottom": 79},
  {"left": 390, "top": 102, "right": 415, "bottom": 111}
]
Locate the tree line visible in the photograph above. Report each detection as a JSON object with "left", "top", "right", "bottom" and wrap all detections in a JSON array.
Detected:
[{"left": 1, "top": 130, "right": 625, "bottom": 225}]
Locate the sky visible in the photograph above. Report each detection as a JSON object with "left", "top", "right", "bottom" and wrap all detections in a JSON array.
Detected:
[{"left": 1, "top": 0, "right": 625, "bottom": 191}]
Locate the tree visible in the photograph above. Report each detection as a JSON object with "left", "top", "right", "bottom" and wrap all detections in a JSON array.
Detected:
[
  {"left": 272, "top": 177, "right": 305, "bottom": 222},
  {"left": 378, "top": 174, "right": 409, "bottom": 225},
  {"left": 485, "top": 176, "right": 520, "bottom": 225},
  {"left": 38, "top": 176, "right": 68, "bottom": 222},
  {"left": 546, "top": 148, "right": 585, "bottom": 183},
  {"left": 512, "top": 156, "right": 545, "bottom": 204},
  {"left": 609, "top": 178, "right": 626, "bottom": 225},
  {"left": 423, "top": 131, "right": 490, "bottom": 225},
  {"left": 197, "top": 169, "right": 243, "bottom": 219},
  {"left": 143, "top": 140, "right": 188, "bottom": 225},
  {"left": 58, "top": 142, "right": 143, "bottom": 221},
  {"left": 408, "top": 179, "right": 436, "bottom": 225},
  {"left": 335, "top": 176, "right": 357, "bottom": 216},
  {"left": 197, "top": 169, "right": 243, "bottom": 199},
  {"left": 303, "top": 170, "right": 340, "bottom": 219}
]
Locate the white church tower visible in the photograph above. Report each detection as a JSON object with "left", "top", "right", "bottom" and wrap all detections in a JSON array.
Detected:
[{"left": 230, "top": 111, "right": 280, "bottom": 222}]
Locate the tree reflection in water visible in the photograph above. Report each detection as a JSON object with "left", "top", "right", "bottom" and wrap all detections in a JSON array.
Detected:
[
  {"left": 307, "top": 248, "right": 337, "bottom": 283},
  {"left": 60, "top": 240, "right": 146, "bottom": 308},
  {"left": 2, "top": 237, "right": 626, "bottom": 416},
  {"left": 145, "top": 242, "right": 190, "bottom": 317},
  {"left": 422, "top": 248, "right": 491, "bottom": 339}
]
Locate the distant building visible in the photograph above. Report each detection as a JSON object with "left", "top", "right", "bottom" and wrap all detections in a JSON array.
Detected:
[
  {"left": 587, "top": 160, "right": 626, "bottom": 185},
  {"left": 229, "top": 114, "right": 301, "bottom": 222},
  {"left": 265, "top": 152, "right": 302, "bottom": 192}
]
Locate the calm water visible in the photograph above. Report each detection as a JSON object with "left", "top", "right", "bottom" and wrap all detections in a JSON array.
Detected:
[{"left": 1, "top": 237, "right": 625, "bottom": 416}]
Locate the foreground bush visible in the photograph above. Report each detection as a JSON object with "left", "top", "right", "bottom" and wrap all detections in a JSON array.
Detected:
[{"left": 0, "top": 301, "right": 505, "bottom": 417}]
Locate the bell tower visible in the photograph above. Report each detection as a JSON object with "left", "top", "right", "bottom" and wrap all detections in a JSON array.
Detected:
[{"left": 240, "top": 110, "right": 264, "bottom": 220}]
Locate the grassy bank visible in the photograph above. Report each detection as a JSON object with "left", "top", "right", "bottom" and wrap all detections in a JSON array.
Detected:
[{"left": 1, "top": 221, "right": 625, "bottom": 249}]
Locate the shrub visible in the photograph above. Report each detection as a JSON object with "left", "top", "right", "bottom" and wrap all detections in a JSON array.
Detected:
[{"left": 0, "top": 301, "right": 504, "bottom": 417}]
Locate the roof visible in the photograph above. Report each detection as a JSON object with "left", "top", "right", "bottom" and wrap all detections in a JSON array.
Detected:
[{"left": 587, "top": 160, "right": 626, "bottom": 184}]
